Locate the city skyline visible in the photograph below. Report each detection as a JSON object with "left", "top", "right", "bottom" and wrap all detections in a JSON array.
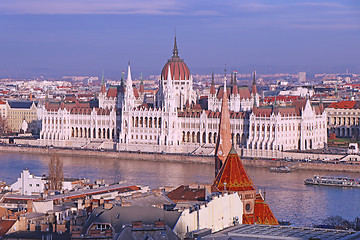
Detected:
[{"left": 1, "top": 0, "right": 360, "bottom": 78}]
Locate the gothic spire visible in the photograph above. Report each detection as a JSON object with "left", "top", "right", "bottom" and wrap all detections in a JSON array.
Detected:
[
  {"left": 100, "top": 71, "right": 106, "bottom": 94},
  {"left": 210, "top": 72, "right": 216, "bottom": 95},
  {"left": 173, "top": 34, "right": 179, "bottom": 57},
  {"left": 214, "top": 71, "right": 232, "bottom": 176},
  {"left": 251, "top": 70, "right": 257, "bottom": 95},
  {"left": 234, "top": 71, "right": 237, "bottom": 85}
]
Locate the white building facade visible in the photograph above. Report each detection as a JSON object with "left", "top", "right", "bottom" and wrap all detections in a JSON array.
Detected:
[
  {"left": 11, "top": 169, "right": 46, "bottom": 195},
  {"left": 38, "top": 38, "right": 327, "bottom": 156}
]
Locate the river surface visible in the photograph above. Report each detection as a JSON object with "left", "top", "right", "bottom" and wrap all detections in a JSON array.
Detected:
[{"left": 1, "top": 152, "right": 359, "bottom": 227}]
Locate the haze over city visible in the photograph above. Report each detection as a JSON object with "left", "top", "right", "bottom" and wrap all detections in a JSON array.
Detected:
[{"left": 1, "top": 0, "right": 360, "bottom": 78}]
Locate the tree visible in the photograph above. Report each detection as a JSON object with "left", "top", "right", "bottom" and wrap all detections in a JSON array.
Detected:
[
  {"left": 48, "top": 155, "right": 64, "bottom": 191},
  {"left": 0, "top": 115, "right": 8, "bottom": 135},
  {"left": 322, "top": 216, "right": 352, "bottom": 230}
]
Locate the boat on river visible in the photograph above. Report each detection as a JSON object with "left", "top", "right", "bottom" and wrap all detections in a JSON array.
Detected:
[
  {"left": 269, "top": 166, "right": 292, "bottom": 173},
  {"left": 304, "top": 175, "right": 360, "bottom": 187}
]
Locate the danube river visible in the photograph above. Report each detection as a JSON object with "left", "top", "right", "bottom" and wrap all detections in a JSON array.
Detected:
[{"left": 1, "top": 152, "right": 359, "bottom": 227}]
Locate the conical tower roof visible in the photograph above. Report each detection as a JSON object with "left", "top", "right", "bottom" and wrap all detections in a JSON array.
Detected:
[
  {"left": 212, "top": 146, "right": 255, "bottom": 192},
  {"left": 214, "top": 75, "right": 232, "bottom": 175}
]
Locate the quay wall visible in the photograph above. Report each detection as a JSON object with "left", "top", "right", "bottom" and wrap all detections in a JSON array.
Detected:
[{"left": 1, "top": 146, "right": 360, "bottom": 173}]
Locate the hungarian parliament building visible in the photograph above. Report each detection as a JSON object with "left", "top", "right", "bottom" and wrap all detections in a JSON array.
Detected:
[{"left": 39, "top": 38, "right": 327, "bottom": 157}]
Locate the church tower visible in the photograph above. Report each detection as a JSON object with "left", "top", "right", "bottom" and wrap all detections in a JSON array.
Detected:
[{"left": 214, "top": 73, "right": 232, "bottom": 176}]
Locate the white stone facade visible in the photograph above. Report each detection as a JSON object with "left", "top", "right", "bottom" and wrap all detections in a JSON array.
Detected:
[
  {"left": 11, "top": 169, "right": 45, "bottom": 195},
  {"left": 247, "top": 99, "right": 327, "bottom": 154}
]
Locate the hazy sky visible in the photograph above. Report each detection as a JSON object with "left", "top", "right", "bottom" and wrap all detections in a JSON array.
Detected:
[{"left": 1, "top": 0, "right": 360, "bottom": 78}]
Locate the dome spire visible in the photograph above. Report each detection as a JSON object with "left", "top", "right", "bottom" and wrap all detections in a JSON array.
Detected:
[{"left": 173, "top": 32, "right": 179, "bottom": 57}]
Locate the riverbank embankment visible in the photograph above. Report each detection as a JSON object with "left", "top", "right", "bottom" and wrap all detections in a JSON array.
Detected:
[{"left": 1, "top": 146, "right": 360, "bottom": 173}]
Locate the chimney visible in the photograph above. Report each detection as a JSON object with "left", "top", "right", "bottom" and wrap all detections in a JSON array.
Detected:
[
  {"left": 132, "top": 221, "right": 143, "bottom": 229},
  {"left": 154, "top": 221, "right": 165, "bottom": 228},
  {"left": 104, "top": 203, "right": 113, "bottom": 210},
  {"left": 27, "top": 200, "right": 33, "bottom": 213}
]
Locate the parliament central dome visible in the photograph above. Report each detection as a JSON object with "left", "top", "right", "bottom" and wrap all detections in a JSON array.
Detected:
[{"left": 161, "top": 37, "right": 190, "bottom": 81}]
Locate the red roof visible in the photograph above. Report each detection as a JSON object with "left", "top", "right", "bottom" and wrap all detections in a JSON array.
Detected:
[
  {"left": 243, "top": 194, "right": 278, "bottom": 225},
  {"left": 212, "top": 147, "right": 256, "bottom": 192},
  {"left": 166, "top": 185, "right": 206, "bottom": 203},
  {"left": 106, "top": 86, "right": 118, "bottom": 98},
  {"left": 161, "top": 39, "right": 190, "bottom": 81},
  {"left": 328, "top": 101, "right": 357, "bottom": 109},
  {"left": 0, "top": 219, "right": 16, "bottom": 237}
]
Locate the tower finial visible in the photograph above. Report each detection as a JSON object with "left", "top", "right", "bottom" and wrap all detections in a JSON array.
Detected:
[
  {"left": 211, "top": 72, "right": 215, "bottom": 85},
  {"left": 224, "top": 65, "right": 227, "bottom": 93},
  {"left": 101, "top": 71, "right": 104, "bottom": 84},
  {"left": 252, "top": 70, "right": 256, "bottom": 85},
  {"left": 173, "top": 31, "right": 178, "bottom": 57}
]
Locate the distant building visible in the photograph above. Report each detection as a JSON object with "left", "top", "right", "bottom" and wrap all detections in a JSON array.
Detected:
[
  {"left": 326, "top": 100, "right": 360, "bottom": 139},
  {"left": 298, "top": 71, "right": 306, "bottom": 82},
  {"left": 5, "top": 100, "right": 38, "bottom": 133}
]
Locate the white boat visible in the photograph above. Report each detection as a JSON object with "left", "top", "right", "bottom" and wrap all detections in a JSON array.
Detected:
[
  {"left": 270, "top": 166, "right": 291, "bottom": 173},
  {"left": 304, "top": 175, "right": 360, "bottom": 187}
]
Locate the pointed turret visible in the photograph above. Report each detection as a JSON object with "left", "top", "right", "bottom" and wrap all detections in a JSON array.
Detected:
[
  {"left": 251, "top": 71, "right": 257, "bottom": 95},
  {"left": 167, "top": 65, "right": 172, "bottom": 84},
  {"left": 139, "top": 73, "right": 144, "bottom": 94},
  {"left": 319, "top": 95, "right": 324, "bottom": 113},
  {"left": 124, "top": 62, "right": 135, "bottom": 110},
  {"left": 232, "top": 71, "right": 238, "bottom": 95},
  {"left": 173, "top": 34, "right": 178, "bottom": 57},
  {"left": 210, "top": 72, "right": 216, "bottom": 95},
  {"left": 100, "top": 71, "right": 106, "bottom": 94},
  {"left": 214, "top": 73, "right": 232, "bottom": 176},
  {"left": 272, "top": 96, "right": 279, "bottom": 115}
]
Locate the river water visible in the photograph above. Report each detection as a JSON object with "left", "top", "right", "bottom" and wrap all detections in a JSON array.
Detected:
[{"left": 1, "top": 152, "right": 359, "bottom": 227}]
